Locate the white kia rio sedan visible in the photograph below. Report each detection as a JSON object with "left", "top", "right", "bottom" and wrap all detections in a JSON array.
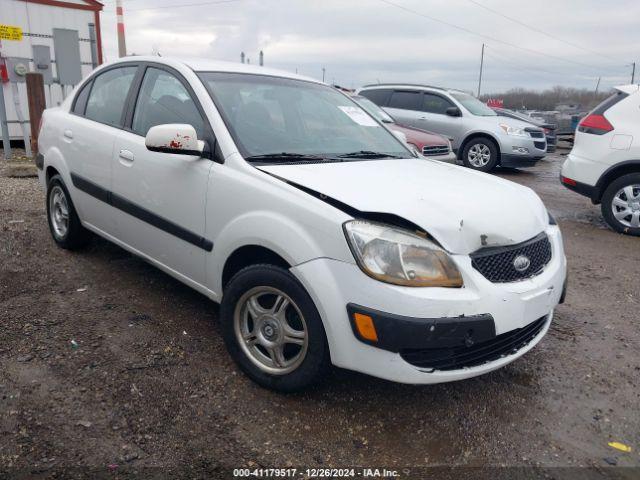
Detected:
[{"left": 36, "top": 57, "right": 567, "bottom": 391}]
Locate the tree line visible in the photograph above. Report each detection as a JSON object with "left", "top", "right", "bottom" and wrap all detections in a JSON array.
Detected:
[{"left": 480, "top": 86, "right": 612, "bottom": 111}]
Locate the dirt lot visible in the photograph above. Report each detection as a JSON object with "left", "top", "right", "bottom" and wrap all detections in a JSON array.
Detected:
[{"left": 1, "top": 151, "right": 639, "bottom": 478}]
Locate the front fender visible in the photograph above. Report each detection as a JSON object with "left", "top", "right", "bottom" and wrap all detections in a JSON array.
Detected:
[
  {"left": 458, "top": 130, "right": 502, "bottom": 158},
  {"left": 208, "top": 209, "right": 353, "bottom": 297}
]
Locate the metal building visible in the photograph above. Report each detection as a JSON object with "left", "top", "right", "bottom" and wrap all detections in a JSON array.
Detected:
[{"left": 0, "top": 0, "right": 104, "bottom": 143}]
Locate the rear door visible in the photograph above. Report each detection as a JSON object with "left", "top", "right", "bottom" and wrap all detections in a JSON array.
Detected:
[
  {"left": 64, "top": 65, "right": 138, "bottom": 235},
  {"left": 111, "top": 64, "right": 214, "bottom": 285},
  {"left": 384, "top": 89, "right": 424, "bottom": 128}
]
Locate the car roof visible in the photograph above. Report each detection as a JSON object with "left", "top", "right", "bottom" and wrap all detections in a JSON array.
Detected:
[
  {"left": 359, "top": 83, "right": 467, "bottom": 95},
  {"left": 102, "top": 56, "right": 322, "bottom": 84},
  {"left": 614, "top": 84, "right": 640, "bottom": 95}
]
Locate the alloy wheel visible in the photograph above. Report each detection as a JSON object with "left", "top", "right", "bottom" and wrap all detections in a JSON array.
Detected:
[
  {"left": 467, "top": 143, "right": 491, "bottom": 167},
  {"left": 234, "top": 286, "right": 308, "bottom": 375},
  {"left": 49, "top": 185, "right": 70, "bottom": 239}
]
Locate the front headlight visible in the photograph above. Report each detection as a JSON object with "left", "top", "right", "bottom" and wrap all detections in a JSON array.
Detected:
[
  {"left": 499, "top": 123, "right": 528, "bottom": 137},
  {"left": 343, "top": 220, "right": 463, "bottom": 287}
]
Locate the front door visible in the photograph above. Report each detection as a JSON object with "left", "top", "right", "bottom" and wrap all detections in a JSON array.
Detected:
[
  {"left": 111, "top": 66, "right": 213, "bottom": 286},
  {"left": 417, "top": 93, "right": 465, "bottom": 150}
]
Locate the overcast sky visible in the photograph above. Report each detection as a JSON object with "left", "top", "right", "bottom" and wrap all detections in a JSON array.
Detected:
[{"left": 99, "top": 0, "right": 638, "bottom": 94}]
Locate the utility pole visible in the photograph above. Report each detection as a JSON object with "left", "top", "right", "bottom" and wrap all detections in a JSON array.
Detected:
[
  {"left": 632, "top": 62, "right": 636, "bottom": 84},
  {"left": 595, "top": 77, "right": 601, "bottom": 95},
  {"left": 477, "top": 43, "right": 485, "bottom": 98},
  {"left": 116, "top": 0, "right": 127, "bottom": 57}
]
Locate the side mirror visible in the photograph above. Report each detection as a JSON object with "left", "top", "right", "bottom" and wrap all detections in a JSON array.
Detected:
[
  {"left": 445, "top": 107, "right": 462, "bottom": 117},
  {"left": 145, "top": 124, "right": 205, "bottom": 156}
]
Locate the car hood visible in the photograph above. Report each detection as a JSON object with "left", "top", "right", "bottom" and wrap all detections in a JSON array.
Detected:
[{"left": 258, "top": 158, "right": 548, "bottom": 254}]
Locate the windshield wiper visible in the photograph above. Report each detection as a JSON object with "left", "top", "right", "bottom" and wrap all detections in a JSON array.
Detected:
[
  {"left": 245, "top": 153, "right": 328, "bottom": 163},
  {"left": 335, "top": 150, "right": 403, "bottom": 159}
]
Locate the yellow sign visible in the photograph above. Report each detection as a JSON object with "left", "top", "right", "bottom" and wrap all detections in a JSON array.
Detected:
[{"left": 0, "top": 25, "right": 23, "bottom": 41}]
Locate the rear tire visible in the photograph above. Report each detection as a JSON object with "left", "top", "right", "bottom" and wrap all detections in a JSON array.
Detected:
[
  {"left": 220, "top": 264, "right": 331, "bottom": 392},
  {"left": 462, "top": 138, "right": 499, "bottom": 172},
  {"left": 601, "top": 173, "right": 640, "bottom": 236},
  {"left": 46, "top": 174, "right": 91, "bottom": 249}
]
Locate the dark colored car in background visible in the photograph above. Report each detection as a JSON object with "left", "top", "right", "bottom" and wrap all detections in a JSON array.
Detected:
[
  {"left": 352, "top": 95, "right": 455, "bottom": 161},
  {"left": 493, "top": 107, "right": 557, "bottom": 153}
]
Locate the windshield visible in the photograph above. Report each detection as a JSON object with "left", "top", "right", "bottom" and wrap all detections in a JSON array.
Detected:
[
  {"left": 451, "top": 93, "right": 497, "bottom": 117},
  {"left": 198, "top": 72, "right": 410, "bottom": 161},
  {"left": 353, "top": 95, "right": 395, "bottom": 123}
]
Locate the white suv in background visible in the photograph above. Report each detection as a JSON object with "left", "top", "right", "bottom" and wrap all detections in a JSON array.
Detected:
[
  {"left": 357, "top": 84, "right": 547, "bottom": 172},
  {"left": 561, "top": 85, "right": 640, "bottom": 236}
]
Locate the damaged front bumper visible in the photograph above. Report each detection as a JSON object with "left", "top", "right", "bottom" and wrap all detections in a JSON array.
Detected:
[{"left": 290, "top": 225, "right": 566, "bottom": 384}]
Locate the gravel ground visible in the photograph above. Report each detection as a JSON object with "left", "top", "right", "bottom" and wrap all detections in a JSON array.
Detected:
[{"left": 0, "top": 151, "right": 638, "bottom": 478}]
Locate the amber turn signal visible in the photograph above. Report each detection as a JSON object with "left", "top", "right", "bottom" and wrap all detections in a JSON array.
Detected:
[{"left": 353, "top": 313, "right": 378, "bottom": 342}]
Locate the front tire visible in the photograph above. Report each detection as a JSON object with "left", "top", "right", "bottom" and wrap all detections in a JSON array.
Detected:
[
  {"left": 462, "top": 138, "right": 499, "bottom": 172},
  {"left": 601, "top": 173, "right": 640, "bottom": 236},
  {"left": 220, "top": 264, "right": 331, "bottom": 392},
  {"left": 46, "top": 174, "right": 91, "bottom": 249}
]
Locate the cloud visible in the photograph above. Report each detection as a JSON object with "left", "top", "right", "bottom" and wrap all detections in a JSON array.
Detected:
[{"left": 99, "top": 0, "right": 639, "bottom": 92}]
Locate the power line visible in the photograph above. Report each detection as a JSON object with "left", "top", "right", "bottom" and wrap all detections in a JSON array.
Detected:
[
  {"left": 377, "top": 0, "right": 623, "bottom": 73},
  {"left": 484, "top": 49, "right": 629, "bottom": 91},
  {"left": 485, "top": 48, "right": 590, "bottom": 79},
  {"left": 488, "top": 46, "right": 630, "bottom": 80},
  {"left": 465, "top": 0, "right": 628, "bottom": 65},
  {"left": 484, "top": 51, "right": 583, "bottom": 81},
  {"left": 103, "top": 0, "right": 242, "bottom": 12}
]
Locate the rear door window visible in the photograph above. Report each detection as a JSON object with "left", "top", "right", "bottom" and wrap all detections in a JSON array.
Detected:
[
  {"left": 359, "top": 88, "right": 392, "bottom": 107},
  {"left": 85, "top": 66, "right": 137, "bottom": 127},
  {"left": 388, "top": 90, "right": 422, "bottom": 111}
]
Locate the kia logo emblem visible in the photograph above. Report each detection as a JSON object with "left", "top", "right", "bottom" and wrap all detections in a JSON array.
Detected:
[{"left": 513, "top": 255, "right": 531, "bottom": 272}]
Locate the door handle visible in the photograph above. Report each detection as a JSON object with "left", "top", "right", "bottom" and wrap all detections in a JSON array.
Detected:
[
  {"left": 119, "top": 149, "right": 134, "bottom": 162},
  {"left": 63, "top": 129, "right": 73, "bottom": 139}
]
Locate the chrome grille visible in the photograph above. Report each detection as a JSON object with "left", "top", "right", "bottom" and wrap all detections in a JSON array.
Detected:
[{"left": 422, "top": 145, "right": 450, "bottom": 156}]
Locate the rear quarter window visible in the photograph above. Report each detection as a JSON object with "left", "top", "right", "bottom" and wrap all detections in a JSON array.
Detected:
[{"left": 72, "top": 81, "right": 92, "bottom": 115}]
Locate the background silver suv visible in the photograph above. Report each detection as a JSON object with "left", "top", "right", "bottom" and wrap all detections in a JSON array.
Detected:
[{"left": 357, "top": 84, "right": 547, "bottom": 172}]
